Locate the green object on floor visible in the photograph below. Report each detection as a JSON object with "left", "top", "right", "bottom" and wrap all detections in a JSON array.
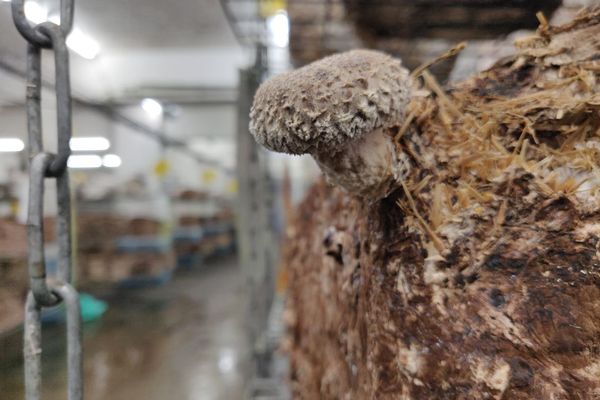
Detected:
[{"left": 79, "top": 293, "right": 108, "bottom": 322}]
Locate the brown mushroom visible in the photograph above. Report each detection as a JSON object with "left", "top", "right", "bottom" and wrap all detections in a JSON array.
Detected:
[{"left": 249, "top": 49, "right": 412, "bottom": 200}]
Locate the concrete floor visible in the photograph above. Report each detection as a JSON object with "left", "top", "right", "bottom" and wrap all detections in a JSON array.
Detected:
[{"left": 0, "top": 256, "right": 250, "bottom": 400}]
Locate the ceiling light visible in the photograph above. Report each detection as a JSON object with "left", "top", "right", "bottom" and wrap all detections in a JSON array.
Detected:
[
  {"left": 0, "top": 138, "right": 25, "bottom": 152},
  {"left": 141, "top": 98, "right": 163, "bottom": 118},
  {"left": 69, "top": 137, "right": 110, "bottom": 151},
  {"left": 102, "top": 154, "right": 121, "bottom": 168},
  {"left": 68, "top": 155, "right": 103, "bottom": 169},
  {"left": 217, "top": 349, "right": 236, "bottom": 374},
  {"left": 24, "top": 1, "right": 47, "bottom": 24},
  {"left": 2, "top": 0, "right": 12, "bottom": 3},
  {"left": 48, "top": 14, "right": 101, "bottom": 60},
  {"left": 66, "top": 28, "right": 100, "bottom": 60},
  {"left": 267, "top": 11, "right": 289, "bottom": 48}
]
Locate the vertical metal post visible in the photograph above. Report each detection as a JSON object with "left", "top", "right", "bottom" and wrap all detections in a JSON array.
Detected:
[{"left": 236, "top": 45, "right": 280, "bottom": 378}]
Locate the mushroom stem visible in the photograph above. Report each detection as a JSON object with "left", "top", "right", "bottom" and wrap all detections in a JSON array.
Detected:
[{"left": 312, "top": 127, "right": 410, "bottom": 200}]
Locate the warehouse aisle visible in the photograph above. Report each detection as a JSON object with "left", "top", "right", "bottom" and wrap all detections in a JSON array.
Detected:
[{"left": 0, "top": 256, "right": 249, "bottom": 400}]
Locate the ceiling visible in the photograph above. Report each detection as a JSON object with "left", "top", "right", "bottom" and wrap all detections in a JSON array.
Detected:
[
  {"left": 0, "top": 0, "right": 250, "bottom": 106},
  {"left": 66, "top": 0, "right": 239, "bottom": 50}
]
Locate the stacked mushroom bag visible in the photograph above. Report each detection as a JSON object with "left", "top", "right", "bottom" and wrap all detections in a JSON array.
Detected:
[{"left": 251, "top": 7, "right": 600, "bottom": 400}]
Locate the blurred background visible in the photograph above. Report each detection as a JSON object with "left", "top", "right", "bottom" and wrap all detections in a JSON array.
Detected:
[{"left": 0, "top": 0, "right": 592, "bottom": 399}]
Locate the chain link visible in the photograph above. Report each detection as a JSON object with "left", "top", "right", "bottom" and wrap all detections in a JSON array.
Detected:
[
  {"left": 11, "top": 1, "right": 82, "bottom": 399},
  {"left": 11, "top": 0, "right": 74, "bottom": 48}
]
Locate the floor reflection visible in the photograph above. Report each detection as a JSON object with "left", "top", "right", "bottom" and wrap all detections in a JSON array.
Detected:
[{"left": 0, "top": 256, "right": 249, "bottom": 400}]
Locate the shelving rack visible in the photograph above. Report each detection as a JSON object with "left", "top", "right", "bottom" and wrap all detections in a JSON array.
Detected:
[{"left": 172, "top": 195, "right": 236, "bottom": 269}]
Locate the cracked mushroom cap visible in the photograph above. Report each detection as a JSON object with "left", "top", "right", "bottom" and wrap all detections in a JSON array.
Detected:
[{"left": 249, "top": 49, "right": 411, "bottom": 155}]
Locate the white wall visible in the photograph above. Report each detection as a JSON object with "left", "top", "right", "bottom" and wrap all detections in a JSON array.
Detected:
[
  {"left": 168, "top": 104, "right": 237, "bottom": 140},
  {"left": 96, "top": 47, "right": 250, "bottom": 100},
  {"left": 111, "top": 105, "right": 164, "bottom": 180}
]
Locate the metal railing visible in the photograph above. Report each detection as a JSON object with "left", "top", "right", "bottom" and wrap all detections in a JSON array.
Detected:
[{"left": 10, "top": 0, "right": 83, "bottom": 399}]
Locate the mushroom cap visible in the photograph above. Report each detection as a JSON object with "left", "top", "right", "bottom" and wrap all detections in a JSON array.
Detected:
[{"left": 249, "top": 49, "right": 411, "bottom": 155}]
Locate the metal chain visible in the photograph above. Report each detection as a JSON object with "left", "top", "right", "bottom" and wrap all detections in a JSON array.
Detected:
[{"left": 11, "top": 1, "right": 83, "bottom": 399}]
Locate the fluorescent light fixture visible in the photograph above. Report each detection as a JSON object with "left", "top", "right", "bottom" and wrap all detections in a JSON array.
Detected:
[
  {"left": 66, "top": 28, "right": 100, "bottom": 60},
  {"left": 48, "top": 12, "right": 101, "bottom": 60},
  {"left": 141, "top": 98, "right": 163, "bottom": 118},
  {"left": 0, "top": 138, "right": 25, "bottom": 152},
  {"left": 2, "top": 0, "right": 12, "bottom": 3},
  {"left": 24, "top": 1, "right": 47, "bottom": 24},
  {"left": 102, "top": 154, "right": 121, "bottom": 168},
  {"left": 69, "top": 137, "right": 110, "bottom": 152},
  {"left": 68, "top": 155, "right": 102, "bottom": 169},
  {"left": 267, "top": 11, "right": 289, "bottom": 48}
]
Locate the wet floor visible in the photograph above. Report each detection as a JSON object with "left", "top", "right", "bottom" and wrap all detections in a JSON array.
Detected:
[{"left": 0, "top": 256, "right": 250, "bottom": 400}]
